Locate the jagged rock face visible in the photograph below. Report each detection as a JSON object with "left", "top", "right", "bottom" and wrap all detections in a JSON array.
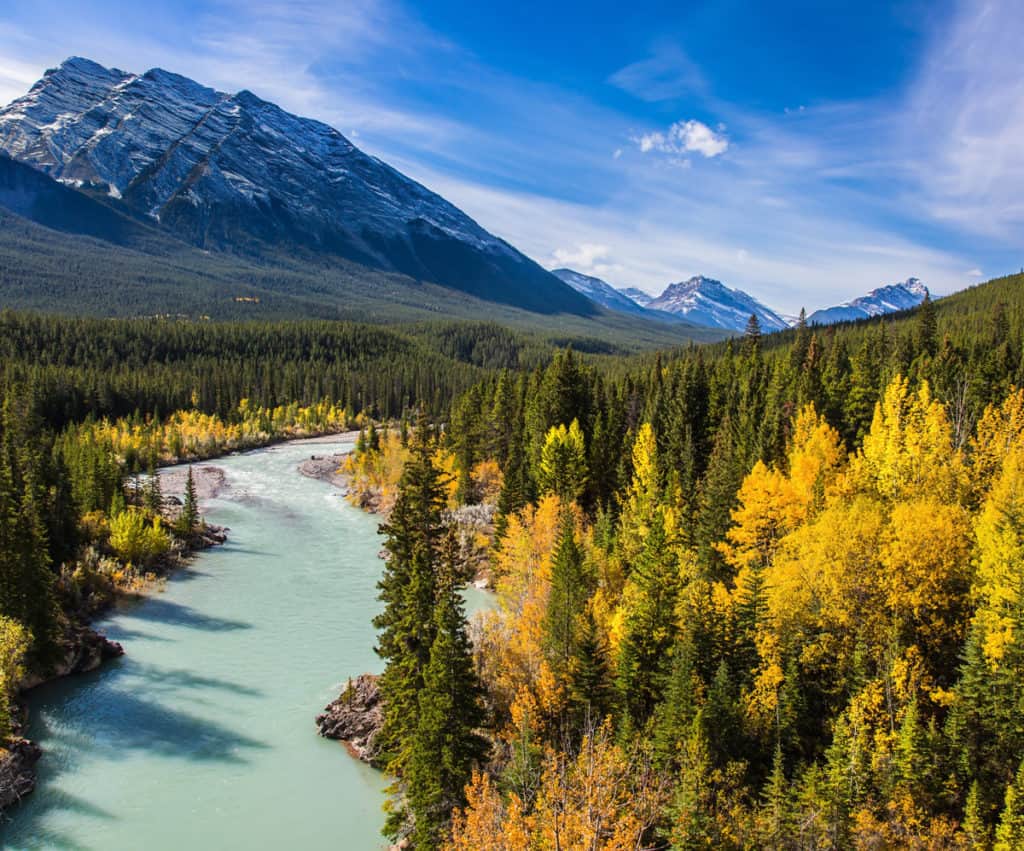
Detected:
[
  {"left": 647, "top": 275, "right": 789, "bottom": 332},
  {"left": 0, "top": 58, "right": 594, "bottom": 315},
  {"left": 316, "top": 673, "right": 383, "bottom": 768},
  {"left": 807, "top": 278, "right": 929, "bottom": 325},
  {"left": 0, "top": 738, "right": 42, "bottom": 812}
]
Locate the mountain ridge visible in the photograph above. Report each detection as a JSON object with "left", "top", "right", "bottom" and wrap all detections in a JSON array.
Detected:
[
  {"left": 806, "top": 277, "right": 929, "bottom": 325},
  {"left": 647, "top": 275, "right": 790, "bottom": 332},
  {"left": 0, "top": 56, "right": 595, "bottom": 316},
  {"left": 551, "top": 268, "right": 654, "bottom": 317}
]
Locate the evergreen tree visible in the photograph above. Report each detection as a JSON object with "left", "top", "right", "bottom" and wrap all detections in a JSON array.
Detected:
[
  {"left": 144, "top": 457, "right": 163, "bottom": 514},
  {"left": 917, "top": 291, "right": 938, "bottom": 358},
  {"left": 651, "top": 634, "right": 699, "bottom": 770},
  {"left": 743, "top": 313, "right": 763, "bottom": 357},
  {"left": 374, "top": 411, "right": 449, "bottom": 837},
  {"left": 616, "top": 509, "right": 680, "bottom": 730},
  {"left": 536, "top": 420, "right": 587, "bottom": 503},
  {"left": 405, "top": 533, "right": 489, "bottom": 849},
  {"left": 995, "top": 760, "right": 1024, "bottom": 851},
  {"left": 542, "top": 508, "right": 590, "bottom": 672},
  {"left": 962, "top": 780, "right": 991, "bottom": 849},
  {"left": 367, "top": 420, "right": 381, "bottom": 453},
  {"left": 493, "top": 428, "right": 530, "bottom": 543},
  {"left": 670, "top": 713, "right": 717, "bottom": 848},
  {"left": 695, "top": 418, "right": 743, "bottom": 580},
  {"left": 0, "top": 394, "right": 59, "bottom": 666},
  {"left": 176, "top": 465, "right": 200, "bottom": 536},
  {"left": 565, "top": 608, "right": 614, "bottom": 729},
  {"left": 759, "top": 744, "right": 793, "bottom": 847}
]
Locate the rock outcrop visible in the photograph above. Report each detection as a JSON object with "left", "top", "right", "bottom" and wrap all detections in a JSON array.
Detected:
[
  {"left": 0, "top": 738, "right": 41, "bottom": 811},
  {"left": 20, "top": 626, "right": 124, "bottom": 691},
  {"left": 316, "top": 673, "right": 383, "bottom": 768}
]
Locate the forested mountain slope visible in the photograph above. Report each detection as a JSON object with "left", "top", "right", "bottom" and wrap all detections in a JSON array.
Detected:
[
  {"left": 414, "top": 270, "right": 1024, "bottom": 847},
  {"left": 0, "top": 57, "right": 594, "bottom": 315}
]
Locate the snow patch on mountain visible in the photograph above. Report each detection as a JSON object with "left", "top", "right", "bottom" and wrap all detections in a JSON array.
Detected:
[
  {"left": 807, "top": 278, "right": 929, "bottom": 326},
  {"left": 617, "top": 287, "right": 655, "bottom": 308},
  {"left": 551, "top": 269, "right": 649, "bottom": 315},
  {"left": 646, "top": 275, "right": 789, "bottom": 332}
]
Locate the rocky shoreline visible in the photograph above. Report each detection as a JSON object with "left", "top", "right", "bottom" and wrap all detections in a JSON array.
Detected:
[
  {"left": 1, "top": 470, "right": 229, "bottom": 816},
  {"left": 0, "top": 739, "right": 41, "bottom": 812},
  {"left": 1, "top": 432, "right": 360, "bottom": 818},
  {"left": 316, "top": 673, "right": 384, "bottom": 767}
]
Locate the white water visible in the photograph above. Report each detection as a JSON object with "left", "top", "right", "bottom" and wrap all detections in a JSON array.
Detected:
[{"left": 2, "top": 438, "right": 490, "bottom": 850}]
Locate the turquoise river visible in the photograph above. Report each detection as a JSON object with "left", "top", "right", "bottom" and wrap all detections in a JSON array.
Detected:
[{"left": 2, "top": 437, "right": 489, "bottom": 850}]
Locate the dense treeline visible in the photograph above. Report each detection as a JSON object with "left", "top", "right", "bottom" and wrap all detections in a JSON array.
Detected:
[
  {"left": 375, "top": 273, "right": 1024, "bottom": 847},
  {"left": 0, "top": 312, "right": 573, "bottom": 428},
  {"left": 0, "top": 391, "right": 358, "bottom": 741},
  {"left": 4, "top": 269, "right": 1024, "bottom": 846}
]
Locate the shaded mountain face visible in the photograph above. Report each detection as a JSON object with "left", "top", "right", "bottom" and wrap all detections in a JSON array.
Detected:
[
  {"left": 617, "top": 286, "right": 654, "bottom": 308},
  {"left": 807, "top": 278, "right": 929, "bottom": 325},
  {"left": 0, "top": 57, "right": 594, "bottom": 316},
  {"left": 551, "top": 268, "right": 651, "bottom": 316},
  {"left": 647, "top": 275, "right": 789, "bottom": 332}
]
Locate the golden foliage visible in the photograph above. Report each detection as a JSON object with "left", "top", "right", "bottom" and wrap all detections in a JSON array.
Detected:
[
  {"left": 342, "top": 431, "right": 410, "bottom": 513},
  {"left": 972, "top": 441, "right": 1024, "bottom": 666},
  {"left": 846, "top": 377, "right": 965, "bottom": 503},
  {"left": 446, "top": 724, "right": 666, "bottom": 851},
  {"left": 478, "top": 496, "right": 569, "bottom": 726}
]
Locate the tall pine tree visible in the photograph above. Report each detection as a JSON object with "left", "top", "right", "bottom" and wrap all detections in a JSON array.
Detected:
[{"left": 405, "top": 531, "right": 489, "bottom": 849}]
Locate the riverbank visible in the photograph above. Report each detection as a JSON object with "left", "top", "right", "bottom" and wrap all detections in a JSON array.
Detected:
[
  {"left": 2, "top": 431, "right": 363, "bottom": 818},
  {"left": 3, "top": 436, "right": 389, "bottom": 849}
]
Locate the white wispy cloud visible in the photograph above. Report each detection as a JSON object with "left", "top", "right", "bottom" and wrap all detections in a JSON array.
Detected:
[
  {"left": 0, "top": 0, "right": 1009, "bottom": 314},
  {"left": 901, "top": 0, "right": 1024, "bottom": 238},
  {"left": 635, "top": 119, "right": 729, "bottom": 158},
  {"left": 547, "top": 243, "right": 619, "bottom": 276},
  {"left": 609, "top": 43, "right": 706, "bottom": 102}
]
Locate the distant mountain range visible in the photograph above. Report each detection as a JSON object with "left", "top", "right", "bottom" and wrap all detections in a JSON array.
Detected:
[
  {"left": 0, "top": 56, "right": 598, "bottom": 317},
  {"left": 558, "top": 270, "right": 931, "bottom": 333},
  {"left": 0, "top": 57, "right": 932, "bottom": 342},
  {"left": 551, "top": 268, "right": 650, "bottom": 316},
  {"left": 646, "top": 275, "right": 790, "bottom": 332},
  {"left": 617, "top": 287, "right": 654, "bottom": 308},
  {"left": 806, "top": 278, "right": 929, "bottom": 325}
]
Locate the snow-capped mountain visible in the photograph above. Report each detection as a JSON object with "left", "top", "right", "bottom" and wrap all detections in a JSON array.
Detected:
[
  {"left": 551, "top": 269, "right": 650, "bottom": 316},
  {"left": 0, "top": 57, "right": 592, "bottom": 315},
  {"left": 806, "top": 278, "right": 929, "bottom": 326},
  {"left": 617, "top": 287, "right": 654, "bottom": 308},
  {"left": 647, "top": 275, "right": 789, "bottom": 332}
]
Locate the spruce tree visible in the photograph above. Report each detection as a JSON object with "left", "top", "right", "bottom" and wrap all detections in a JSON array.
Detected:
[
  {"left": 542, "top": 508, "right": 590, "bottom": 673},
  {"left": 144, "top": 457, "right": 163, "bottom": 515},
  {"left": 405, "top": 535, "right": 488, "bottom": 849},
  {"left": 565, "top": 608, "right": 614, "bottom": 730},
  {"left": 695, "top": 418, "right": 743, "bottom": 581},
  {"left": 374, "top": 410, "right": 448, "bottom": 837},
  {"left": 917, "top": 291, "right": 938, "bottom": 358},
  {"left": 651, "top": 634, "right": 699, "bottom": 770},
  {"left": 995, "top": 760, "right": 1024, "bottom": 851},
  {"left": 177, "top": 465, "right": 199, "bottom": 536},
  {"left": 962, "top": 780, "right": 991, "bottom": 849},
  {"left": 0, "top": 394, "right": 59, "bottom": 666},
  {"left": 616, "top": 509, "right": 680, "bottom": 730},
  {"left": 760, "top": 743, "right": 793, "bottom": 847}
]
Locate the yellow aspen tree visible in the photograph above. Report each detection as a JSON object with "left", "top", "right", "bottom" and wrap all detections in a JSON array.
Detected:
[{"left": 848, "top": 376, "right": 964, "bottom": 504}]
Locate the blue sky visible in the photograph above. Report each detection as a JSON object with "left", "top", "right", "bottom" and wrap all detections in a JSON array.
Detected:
[{"left": 1, "top": 0, "right": 1021, "bottom": 312}]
